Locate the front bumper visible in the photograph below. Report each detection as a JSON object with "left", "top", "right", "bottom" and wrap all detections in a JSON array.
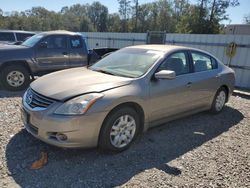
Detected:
[{"left": 21, "top": 101, "right": 108, "bottom": 148}]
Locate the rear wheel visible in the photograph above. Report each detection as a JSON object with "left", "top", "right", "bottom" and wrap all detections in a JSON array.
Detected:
[
  {"left": 0, "top": 65, "right": 31, "bottom": 91},
  {"left": 99, "top": 107, "right": 140, "bottom": 152},
  {"left": 210, "top": 87, "right": 227, "bottom": 113}
]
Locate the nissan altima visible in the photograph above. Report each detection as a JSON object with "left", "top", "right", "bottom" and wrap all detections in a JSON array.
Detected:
[{"left": 21, "top": 45, "right": 235, "bottom": 152}]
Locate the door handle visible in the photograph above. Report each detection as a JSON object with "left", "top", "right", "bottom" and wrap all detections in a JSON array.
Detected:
[{"left": 186, "top": 82, "right": 192, "bottom": 87}]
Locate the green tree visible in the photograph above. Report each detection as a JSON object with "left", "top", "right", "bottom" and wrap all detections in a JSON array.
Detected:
[
  {"left": 0, "top": 8, "right": 4, "bottom": 28},
  {"left": 0, "top": 0, "right": 239, "bottom": 34},
  {"left": 176, "top": 0, "right": 239, "bottom": 34},
  {"left": 131, "top": 0, "right": 139, "bottom": 32},
  {"left": 118, "top": 0, "right": 131, "bottom": 32},
  {"left": 107, "top": 13, "right": 122, "bottom": 32},
  {"left": 209, "top": 0, "right": 239, "bottom": 22},
  {"left": 207, "top": 0, "right": 239, "bottom": 33},
  {"left": 173, "top": 0, "right": 189, "bottom": 18},
  {"left": 172, "top": 0, "right": 190, "bottom": 31},
  {"left": 244, "top": 14, "right": 250, "bottom": 24},
  {"left": 80, "top": 16, "right": 94, "bottom": 31},
  {"left": 158, "top": 0, "right": 175, "bottom": 32},
  {"left": 88, "top": 2, "right": 108, "bottom": 32},
  {"left": 60, "top": 4, "right": 89, "bottom": 31},
  {"left": 136, "top": 3, "right": 153, "bottom": 32},
  {"left": 176, "top": 5, "right": 201, "bottom": 33}
]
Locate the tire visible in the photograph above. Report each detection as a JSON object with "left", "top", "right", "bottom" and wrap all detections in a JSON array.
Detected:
[
  {"left": 210, "top": 87, "right": 227, "bottom": 114},
  {"left": 0, "top": 65, "right": 31, "bottom": 91},
  {"left": 99, "top": 107, "right": 140, "bottom": 152}
]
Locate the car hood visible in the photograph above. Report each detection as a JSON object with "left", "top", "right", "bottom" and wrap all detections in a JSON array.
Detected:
[{"left": 31, "top": 67, "right": 133, "bottom": 101}]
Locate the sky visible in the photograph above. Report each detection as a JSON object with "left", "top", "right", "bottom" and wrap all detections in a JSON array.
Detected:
[{"left": 0, "top": 0, "right": 249, "bottom": 24}]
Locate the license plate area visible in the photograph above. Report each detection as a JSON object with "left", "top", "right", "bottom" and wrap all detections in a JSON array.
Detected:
[{"left": 21, "top": 108, "right": 38, "bottom": 135}]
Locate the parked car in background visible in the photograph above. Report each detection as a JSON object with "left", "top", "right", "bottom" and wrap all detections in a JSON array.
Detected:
[
  {"left": 0, "top": 30, "right": 117, "bottom": 91},
  {"left": 0, "top": 30, "right": 35, "bottom": 45},
  {"left": 21, "top": 45, "right": 235, "bottom": 152}
]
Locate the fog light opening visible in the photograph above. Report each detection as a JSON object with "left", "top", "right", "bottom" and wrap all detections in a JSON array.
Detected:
[{"left": 55, "top": 133, "right": 68, "bottom": 141}]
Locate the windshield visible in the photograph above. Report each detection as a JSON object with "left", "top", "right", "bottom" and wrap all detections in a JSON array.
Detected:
[
  {"left": 90, "top": 48, "right": 163, "bottom": 78},
  {"left": 22, "top": 33, "right": 44, "bottom": 47}
]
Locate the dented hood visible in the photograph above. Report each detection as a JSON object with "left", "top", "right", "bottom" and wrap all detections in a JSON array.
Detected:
[{"left": 31, "top": 67, "right": 132, "bottom": 101}]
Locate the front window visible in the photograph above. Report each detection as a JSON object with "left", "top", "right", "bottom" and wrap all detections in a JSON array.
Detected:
[
  {"left": 158, "top": 52, "right": 190, "bottom": 76},
  {"left": 90, "top": 48, "right": 163, "bottom": 78},
  {"left": 42, "top": 35, "right": 67, "bottom": 49},
  {"left": 22, "top": 34, "right": 44, "bottom": 47}
]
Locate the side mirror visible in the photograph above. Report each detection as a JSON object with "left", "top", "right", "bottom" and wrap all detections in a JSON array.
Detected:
[
  {"left": 39, "top": 41, "right": 47, "bottom": 48},
  {"left": 155, "top": 70, "right": 176, "bottom": 80}
]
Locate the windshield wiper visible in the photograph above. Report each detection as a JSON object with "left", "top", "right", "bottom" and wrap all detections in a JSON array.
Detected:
[
  {"left": 91, "top": 68, "right": 135, "bottom": 78},
  {"left": 92, "top": 69, "right": 116, "bottom": 76}
]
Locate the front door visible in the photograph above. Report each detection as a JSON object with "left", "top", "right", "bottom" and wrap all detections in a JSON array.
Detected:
[
  {"left": 35, "top": 35, "right": 69, "bottom": 71},
  {"left": 149, "top": 51, "right": 194, "bottom": 124}
]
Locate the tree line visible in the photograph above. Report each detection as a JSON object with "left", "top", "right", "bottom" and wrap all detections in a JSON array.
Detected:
[
  {"left": 244, "top": 14, "right": 250, "bottom": 24},
  {"left": 0, "top": 0, "right": 241, "bottom": 34}
]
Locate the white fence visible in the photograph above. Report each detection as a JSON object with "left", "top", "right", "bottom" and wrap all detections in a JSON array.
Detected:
[
  {"left": 82, "top": 32, "right": 250, "bottom": 89},
  {"left": 82, "top": 32, "right": 147, "bottom": 49}
]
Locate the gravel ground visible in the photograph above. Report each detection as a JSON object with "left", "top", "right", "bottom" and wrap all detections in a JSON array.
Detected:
[{"left": 0, "top": 89, "right": 249, "bottom": 188}]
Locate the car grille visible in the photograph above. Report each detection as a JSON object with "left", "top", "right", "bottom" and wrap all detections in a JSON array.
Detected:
[{"left": 25, "top": 88, "right": 56, "bottom": 109}]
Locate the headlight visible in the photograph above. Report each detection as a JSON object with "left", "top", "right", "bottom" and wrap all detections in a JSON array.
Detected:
[{"left": 54, "top": 93, "right": 103, "bottom": 115}]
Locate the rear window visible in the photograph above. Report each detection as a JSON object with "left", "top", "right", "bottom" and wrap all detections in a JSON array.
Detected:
[
  {"left": 16, "top": 33, "right": 34, "bottom": 41},
  {"left": 70, "top": 36, "right": 83, "bottom": 49},
  {"left": 0, "top": 32, "right": 15, "bottom": 42},
  {"left": 191, "top": 51, "right": 217, "bottom": 72}
]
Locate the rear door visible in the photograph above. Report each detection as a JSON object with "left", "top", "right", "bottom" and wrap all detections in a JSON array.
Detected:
[
  {"left": 35, "top": 35, "right": 69, "bottom": 71},
  {"left": 187, "top": 50, "right": 221, "bottom": 107},
  {"left": 69, "top": 35, "right": 88, "bottom": 67},
  {"left": 149, "top": 50, "right": 195, "bottom": 123}
]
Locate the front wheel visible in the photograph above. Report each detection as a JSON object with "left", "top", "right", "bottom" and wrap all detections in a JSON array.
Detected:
[
  {"left": 210, "top": 87, "right": 227, "bottom": 113},
  {"left": 99, "top": 107, "right": 140, "bottom": 152},
  {"left": 0, "top": 65, "right": 31, "bottom": 91}
]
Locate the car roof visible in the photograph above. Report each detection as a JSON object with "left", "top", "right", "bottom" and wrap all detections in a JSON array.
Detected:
[
  {"left": 0, "top": 30, "right": 35, "bottom": 34},
  {"left": 40, "top": 30, "right": 82, "bottom": 36},
  {"left": 126, "top": 45, "right": 189, "bottom": 52},
  {"left": 126, "top": 44, "right": 214, "bottom": 57}
]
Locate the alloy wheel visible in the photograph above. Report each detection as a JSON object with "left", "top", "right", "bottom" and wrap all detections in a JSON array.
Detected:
[
  {"left": 215, "top": 90, "right": 226, "bottom": 111},
  {"left": 110, "top": 115, "right": 136, "bottom": 148}
]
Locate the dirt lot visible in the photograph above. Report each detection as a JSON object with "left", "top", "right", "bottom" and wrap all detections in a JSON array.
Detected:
[{"left": 0, "top": 89, "right": 249, "bottom": 188}]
